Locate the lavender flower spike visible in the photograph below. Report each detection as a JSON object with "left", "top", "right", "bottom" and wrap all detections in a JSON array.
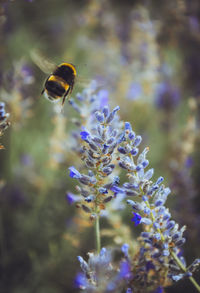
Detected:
[{"left": 66, "top": 84, "right": 200, "bottom": 293}]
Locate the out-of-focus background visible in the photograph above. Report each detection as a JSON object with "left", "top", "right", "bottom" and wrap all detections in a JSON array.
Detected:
[{"left": 0, "top": 0, "right": 200, "bottom": 292}]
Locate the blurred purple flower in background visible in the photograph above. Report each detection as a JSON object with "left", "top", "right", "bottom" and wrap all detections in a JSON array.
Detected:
[
  {"left": 97, "top": 89, "right": 109, "bottom": 109},
  {"left": 189, "top": 16, "right": 199, "bottom": 32},
  {"left": 126, "top": 82, "right": 142, "bottom": 100},
  {"left": 20, "top": 154, "right": 34, "bottom": 166},
  {"left": 185, "top": 156, "right": 194, "bottom": 169},
  {"left": 155, "top": 81, "right": 181, "bottom": 110}
]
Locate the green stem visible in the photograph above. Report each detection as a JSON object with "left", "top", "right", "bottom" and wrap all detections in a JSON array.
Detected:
[
  {"left": 171, "top": 251, "right": 200, "bottom": 292},
  {"left": 95, "top": 215, "right": 101, "bottom": 254}
]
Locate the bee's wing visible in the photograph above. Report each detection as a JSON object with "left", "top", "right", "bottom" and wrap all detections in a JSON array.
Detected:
[
  {"left": 75, "top": 64, "right": 106, "bottom": 88},
  {"left": 76, "top": 76, "right": 90, "bottom": 87},
  {"left": 76, "top": 76, "right": 106, "bottom": 88},
  {"left": 30, "top": 49, "right": 56, "bottom": 74}
]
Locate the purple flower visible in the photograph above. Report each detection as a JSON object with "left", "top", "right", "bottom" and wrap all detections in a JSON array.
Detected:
[
  {"left": 134, "top": 135, "right": 142, "bottom": 146},
  {"left": 80, "top": 131, "right": 89, "bottom": 141},
  {"left": 95, "top": 111, "right": 104, "bottom": 123},
  {"left": 66, "top": 193, "right": 80, "bottom": 205},
  {"left": 74, "top": 273, "right": 87, "bottom": 289},
  {"left": 106, "top": 106, "right": 120, "bottom": 124},
  {"left": 121, "top": 243, "right": 129, "bottom": 258},
  {"left": 98, "top": 187, "right": 108, "bottom": 194},
  {"left": 154, "top": 286, "right": 163, "bottom": 293},
  {"left": 69, "top": 166, "right": 81, "bottom": 179},
  {"left": 125, "top": 122, "right": 132, "bottom": 131},
  {"left": 119, "top": 260, "right": 131, "bottom": 279},
  {"left": 130, "top": 147, "right": 138, "bottom": 156},
  {"left": 110, "top": 185, "right": 124, "bottom": 194},
  {"left": 131, "top": 212, "right": 142, "bottom": 226},
  {"left": 66, "top": 193, "right": 75, "bottom": 205},
  {"left": 103, "top": 105, "right": 109, "bottom": 117}
]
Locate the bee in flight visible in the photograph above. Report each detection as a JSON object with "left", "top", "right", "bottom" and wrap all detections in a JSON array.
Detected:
[
  {"left": 41, "top": 63, "right": 76, "bottom": 106},
  {"left": 31, "top": 50, "right": 77, "bottom": 106}
]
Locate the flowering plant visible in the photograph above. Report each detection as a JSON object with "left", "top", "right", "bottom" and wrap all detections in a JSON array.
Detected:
[
  {"left": 67, "top": 82, "right": 200, "bottom": 293},
  {"left": 0, "top": 102, "right": 10, "bottom": 149}
]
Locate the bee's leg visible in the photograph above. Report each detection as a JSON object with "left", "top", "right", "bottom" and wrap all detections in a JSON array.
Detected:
[
  {"left": 41, "top": 89, "right": 45, "bottom": 95},
  {"left": 62, "top": 88, "right": 70, "bottom": 106},
  {"left": 62, "top": 94, "right": 67, "bottom": 106}
]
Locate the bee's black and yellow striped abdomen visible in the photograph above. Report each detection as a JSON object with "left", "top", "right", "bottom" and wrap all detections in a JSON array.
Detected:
[{"left": 42, "top": 63, "right": 76, "bottom": 105}]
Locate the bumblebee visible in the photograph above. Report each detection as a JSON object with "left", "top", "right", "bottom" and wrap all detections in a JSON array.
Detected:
[{"left": 41, "top": 63, "right": 76, "bottom": 106}]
